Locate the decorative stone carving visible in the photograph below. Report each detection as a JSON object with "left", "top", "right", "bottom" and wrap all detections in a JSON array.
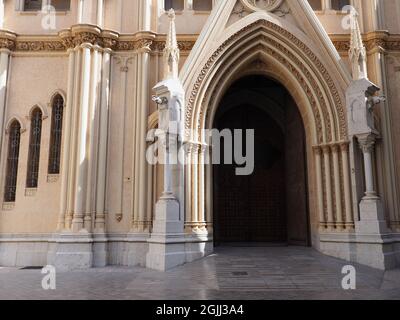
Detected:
[
  {"left": 347, "top": 80, "right": 384, "bottom": 137},
  {"left": 73, "top": 31, "right": 101, "bottom": 46},
  {"left": 240, "top": 0, "right": 284, "bottom": 12},
  {"left": 134, "top": 38, "right": 153, "bottom": 52},
  {"left": 115, "top": 213, "right": 123, "bottom": 222},
  {"left": 0, "top": 31, "right": 17, "bottom": 51}
]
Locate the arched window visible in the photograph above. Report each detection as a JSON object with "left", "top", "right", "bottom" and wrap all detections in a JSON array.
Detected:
[
  {"left": 4, "top": 121, "right": 21, "bottom": 202},
  {"left": 26, "top": 108, "right": 43, "bottom": 188},
  {"left": 48, "top": 94, "right": 64, "bottom": 175},
  {"left": 164, "top": 0, "right": 184, "bottom": 11}
]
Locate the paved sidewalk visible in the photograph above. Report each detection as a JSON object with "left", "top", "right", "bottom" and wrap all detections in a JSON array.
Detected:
[{"left": 0, "top": 247, "right": 399, "bottom": 300}]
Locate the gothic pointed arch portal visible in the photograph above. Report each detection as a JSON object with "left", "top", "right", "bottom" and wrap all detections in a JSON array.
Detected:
[{"left": 182, "top": 11, "right": 355, "bottom": 247}]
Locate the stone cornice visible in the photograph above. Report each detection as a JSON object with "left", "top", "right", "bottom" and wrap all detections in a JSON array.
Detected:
[
  {"left": 2, "top": 27, "right": 400, "bottom": 54},
  {"left": 331, "top": 31, "right": 400, "bottom": 53}
]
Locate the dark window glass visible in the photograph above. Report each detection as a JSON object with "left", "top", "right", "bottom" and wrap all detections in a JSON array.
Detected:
[
  {"left": 4, "top": 121, "right": 21, "bottom": 202},
  {"left": 331, "top": 0, "right": 350, "bottom": 10},
  {"left": 24, "top": 0, "right": 42, "bottom": 11},
  {"left": 164, "top": 0, "right": 184, "bottom": 11},
  {"left": 48, "top": 95, "right": 64, "bottom": 174},
  {"left": 50, "top": 0, "right": 71, "bottom": 11},
  {"left": 26, "top": 109, "right": 43, "bottom": 188}
]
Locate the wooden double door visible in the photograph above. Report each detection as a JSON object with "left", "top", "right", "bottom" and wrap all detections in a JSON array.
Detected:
[{"left": 213, "top": 102, "right": 309, "bottom": 246}]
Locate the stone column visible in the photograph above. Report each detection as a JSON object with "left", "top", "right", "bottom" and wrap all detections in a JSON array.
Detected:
[
  {"left": 132, "top": 41, "right": 152, "bottom": 232},
  {"left": 322, "top": 145, "right": 334, "bottom": 229},
  {"left": 0, "top": 0, "right": 4, "bottom": 29},
  {"left": 95, "top": 47, "right": 112, "bottom": 232},
  {"left": 314, "top": 146, "right": 326, "bottom": 228},
  {"left": 340, "top": 142, "right": 354, "bottom": 227},
  {"left": 0, "top": 31, "right": 15, "bottom": 160},
  {"left": 72, "top": 43, "right": 92, "bottom": 233},
  {"left": 191, "top": 144, "right": 199, "bottom": 229},
  {"left": 0, "top": 48, "right": 11, "bottom": 158},
  {"left": 57, "top": 46, "right": 76, "bottom": 231},
  {"left": 65, "top": 46, "right": 83, "bottom": 230},
  {"left": 84, "top": 44, "right": 102, "bottom": 232},
  {"left": 184, "top": 143, "right": 193, "bottom": 232},
  {"left": 331, "top": 144, "right": 343, "bottom": 227},
  {"left": 358, "top": 134, "right": 378, "bottom": 199},
  {"left": 198, "top": 144, "right": 207, "bottom": 230},
  {"left": 114, "top": 55, "right": 132, "bottom": 225},
  {"left": 132, "top": 0, "right": 153, "bottom": 232}
]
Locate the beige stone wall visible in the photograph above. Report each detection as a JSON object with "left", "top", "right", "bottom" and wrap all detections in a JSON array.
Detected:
[{"left": 0, "top": 55, "right": 68, "bottom": 233}]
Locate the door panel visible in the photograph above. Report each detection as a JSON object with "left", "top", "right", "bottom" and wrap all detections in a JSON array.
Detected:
[
  {"left": 285, "top": 98, "right": 309, "bottom": 246},
  {"left": 214, "top": 105, "right": 286, "bottom": 244}
]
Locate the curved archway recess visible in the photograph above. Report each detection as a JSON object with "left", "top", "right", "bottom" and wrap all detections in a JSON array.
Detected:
[
  {"left": 212, "top": 75, "right": 310, "bottom": 246},
  {"left": 183, "top": 18, "right": 355, "bottom": 239}
]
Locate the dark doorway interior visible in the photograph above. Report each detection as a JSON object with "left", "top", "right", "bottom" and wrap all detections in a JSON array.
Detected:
[{"left": 213, "top": 75, "right": 310, "bottom": 246}]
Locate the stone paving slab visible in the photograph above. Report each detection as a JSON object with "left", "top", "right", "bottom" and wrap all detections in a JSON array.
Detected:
[{"left": 0, "top": 247, "right": 399, "bottom": 300}]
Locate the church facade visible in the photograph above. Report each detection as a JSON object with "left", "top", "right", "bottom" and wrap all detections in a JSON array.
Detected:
[{"left": 0, "top": 0, "right": 399, "bottom": 271}]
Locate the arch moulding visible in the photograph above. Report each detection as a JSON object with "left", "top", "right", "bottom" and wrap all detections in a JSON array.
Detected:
[{"left": 181, "top": 14, "right": 355, "bottom": 236}]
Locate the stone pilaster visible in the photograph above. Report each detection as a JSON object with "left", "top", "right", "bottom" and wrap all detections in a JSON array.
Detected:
[{"left": 0, "top": 31, "right": 15, "bottom": 161}]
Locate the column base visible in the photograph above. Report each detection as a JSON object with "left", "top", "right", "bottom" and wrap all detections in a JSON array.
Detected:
[
  {"left": 92, "top": 233, "right": 108, "bottom": 267},
  {"left": 356, "top": 197, "right": 388, "bottom": 234},
  {"left": 146, "top": 198, "right": 186, "bottom": 271}
]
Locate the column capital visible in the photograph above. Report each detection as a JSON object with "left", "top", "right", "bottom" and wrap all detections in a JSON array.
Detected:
[
  {"left": 312, "top": 145, "right": 323, "bottom": 156},
  {"left": 339, "top": 141, "right": 350, "bottom": 153},
  {"left": 357, "top": 133, "right": 377, "bottom": 153},
  {"left": 0, "top": 30, "right": 16, "bottom": 52},
  {"left": 321, "top": 144, "right": 331, "bottom": 154},
  {"left": 330, "top": 143, "right": 340, "bottom": 153}
]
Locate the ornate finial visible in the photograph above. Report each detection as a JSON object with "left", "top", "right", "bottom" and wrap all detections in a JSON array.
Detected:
[
  {"left": 168, "top": 8, "right": 175, "bottom": 20},
  {"left": 163, "top": 9, "right": 180, "bottom": 80},
  {"left": 349, "top": 10, "right": 368, "bottom": 80}
]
